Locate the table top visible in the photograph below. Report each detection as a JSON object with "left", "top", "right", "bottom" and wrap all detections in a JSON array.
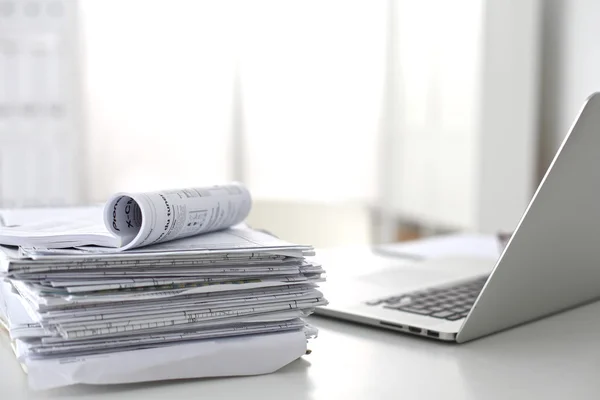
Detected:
[{"left": 3, "top": 300, "right": 600, "bottom": 400}]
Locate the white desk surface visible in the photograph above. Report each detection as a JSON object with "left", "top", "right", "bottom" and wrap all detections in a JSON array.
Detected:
[
  {"left": 3, "top": 302, "right": 600, "bottom": 400},
  {"left": 2, "top": 238, "right": 598, "bottom": 399}
]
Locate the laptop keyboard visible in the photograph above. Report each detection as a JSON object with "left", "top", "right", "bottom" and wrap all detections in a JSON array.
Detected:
[{"left": 366, "top": 276, "right": 488, "bottom": 321}]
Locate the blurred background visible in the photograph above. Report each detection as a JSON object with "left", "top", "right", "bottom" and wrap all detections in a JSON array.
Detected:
[{"left": 0, "top": 0, "right": 595, "bottom": 247}]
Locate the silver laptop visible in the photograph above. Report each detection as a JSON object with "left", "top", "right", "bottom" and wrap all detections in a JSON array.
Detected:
[{"left": 315, "top": 93, "right": 600, "bottom": 343}]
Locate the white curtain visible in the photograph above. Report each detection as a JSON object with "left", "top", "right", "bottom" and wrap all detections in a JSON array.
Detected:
[
  {"left": 81, "top": 1, "right": 236, "bottom": 201},
  {"left": 80, "top": 0, "right": 386, "bottom": 205},
  {"left": 80, "top": 0, "right": 539, "bottom": 238},
  {"left": 238, "top": 0, "right": 385, "bottom": 202}
]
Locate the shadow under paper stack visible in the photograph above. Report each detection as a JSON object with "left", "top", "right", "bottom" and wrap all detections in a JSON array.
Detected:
[{"left": 0, "top": 183, "right": 327, "bottom": 390}]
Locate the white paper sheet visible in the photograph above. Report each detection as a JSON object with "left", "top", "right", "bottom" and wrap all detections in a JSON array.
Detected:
[
  {"left": 11, "top": 228, "right": 311, "bottom": 264},
  {"left": 0, "top": 206, "right": 104, "bottom": 227},
  {"left": 0, "top": 281, "right": 49, "bottom": 340},
  {"left": 39, "top": 285, "right": 317, "bottom": 315},
  {"left": 37, "top": 285, "right": 318, "bottom": 316},
  {"left": 43, "top": 290, "right": 322, "bottom": 324},
  {"left": 0, "top": 220, "right": 117, "bottom": 248},
  {"left": 1, "top": 246, "right": 309, "bottom": 276},
  {"left": 3, "top": 252, "right": 296, "bottom": 275},
  {"left": 0, "top": 183, "right": 252, "bottom": 250},
  {"left": 24, "top": 330, "right": 308, "bottom": 391},
  {"left": 53, "top": 299, "right": 326, "bottom": 339},
  {"left": 374, "top": 233, "right": 501, "bottom": 260},
  {"left": 40, "top": 311, "right": 309, "bottom": 345},
  {"left": 46, "top": 269, "right": 305, "bottom": 286},
  {"left": 12, "top": 277, "right": 322, "bottom": 309},
  {"left": 24, "top": 320, "right": 307, "bottom": 357},
  {"left": 31, "top": 262, "right": 309, "bottom": 281}
]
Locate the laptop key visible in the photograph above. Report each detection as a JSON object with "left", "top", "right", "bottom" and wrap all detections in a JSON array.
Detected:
[
  {"left": 438, "top": 303, "right": 457, "bottom": 310},
  {"left": 445, "top": 314, "right": 465, "bottom": 321},
  {"left": 382, "top": 297, "right": 403, "bottom": 304},
  {"left": 450, "top": 307, "right": 470, "bottom": 313},
  {"left": 431, "top": 310, "right": 455, "bottom": 318},
  {"left": 380, "top": 296, "right": 412, "bottom": 306},
  {"left": 395, "top": 307, "right": 433, "bottom": 315}
]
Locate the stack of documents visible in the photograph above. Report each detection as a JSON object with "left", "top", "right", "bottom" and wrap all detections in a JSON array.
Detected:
[{"left": 0, "top": 183, "right": 327, "bottom": 390}]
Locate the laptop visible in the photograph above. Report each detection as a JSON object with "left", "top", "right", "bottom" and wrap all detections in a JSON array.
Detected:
[{"left": 314, "top": 92, "right": 600, "bottom": 343}]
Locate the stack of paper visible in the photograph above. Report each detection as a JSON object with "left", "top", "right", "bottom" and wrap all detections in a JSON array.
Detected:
[{"left": 0, "top": 183, "right": 327, "bottom": 390}]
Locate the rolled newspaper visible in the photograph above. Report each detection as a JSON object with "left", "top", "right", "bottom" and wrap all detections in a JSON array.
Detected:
[{"left": 104, "top": 183, "right": 252, "bottom": 250}]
